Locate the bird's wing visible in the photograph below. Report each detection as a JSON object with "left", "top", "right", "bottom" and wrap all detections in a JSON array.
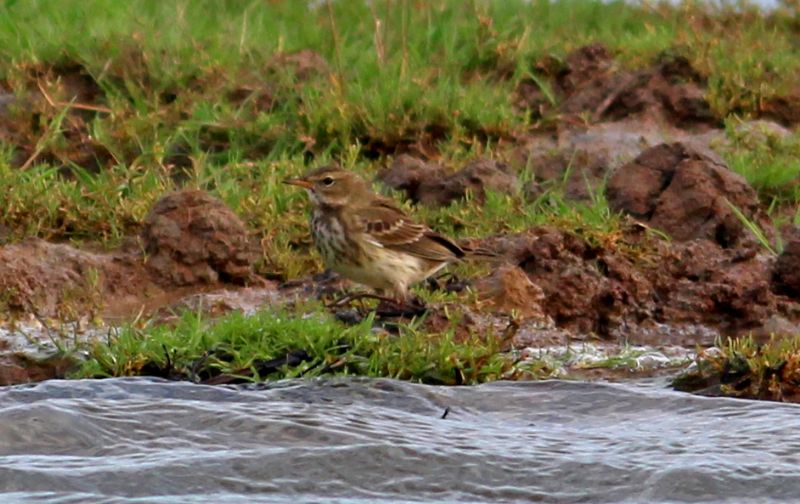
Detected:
[{"left": 354, "top": 199, "right": 464, "bottom": 262}]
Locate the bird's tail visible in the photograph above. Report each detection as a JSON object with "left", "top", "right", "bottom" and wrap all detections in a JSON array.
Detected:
[{"left": 460, "top": 245, "right": 503, "bottom": 261}]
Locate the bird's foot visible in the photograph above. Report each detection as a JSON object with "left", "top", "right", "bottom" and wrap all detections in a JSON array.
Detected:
[
  {"left": 375, "top": 296, "right": 427, "bottom": 318},
  {"left": 327, "top": 292, "right": 427, "bottom": 318},
  {"left": 425, "top": 273, "right": 469, "bottom": 294},
  {"left": 327, "top": 291, "right": 398, "bottom": 308}
]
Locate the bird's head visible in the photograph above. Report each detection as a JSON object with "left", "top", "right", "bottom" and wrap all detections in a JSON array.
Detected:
[{"left": 283, "top": 166, "right": 370, "bottom": 208}]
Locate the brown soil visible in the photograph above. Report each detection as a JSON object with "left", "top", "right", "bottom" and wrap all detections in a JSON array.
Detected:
[
  {"left": 511, "top": 45, "right": 738, "bottom": 203},
  {"left": 0, "top": 189, "right": 264, "bottom": 321},
  {"left": 0, "top": 238, "right": 144, "bottom": 319},
  {"left": 772, "top": 228, "right": 800, "bottom": 297},
  {"left": 607, "top": 141, "right": 767, "bottom": 247},
  {"left": 142, "top": 189, "right": 260, "bottom": 286},
  {"left": 378, "top": 155, "right": 518, "bottom": 206},
  {"left": 517, "top": 45, "right": 719, "bottom": 129},
  {"left": 473, "top": 224, "right": 799, "bottom": 345},
  {"left": 474, "top": 264, "right": 547, "bottom": 321}
]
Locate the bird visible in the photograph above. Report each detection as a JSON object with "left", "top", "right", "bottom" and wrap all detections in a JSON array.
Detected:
[{"left": 284, "top": 165, "right": 467, "bottom": 304}]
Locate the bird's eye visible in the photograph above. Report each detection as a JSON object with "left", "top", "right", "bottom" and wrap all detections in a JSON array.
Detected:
[{"left": 322, "top": 177, "right": 335, "bottom": 186}]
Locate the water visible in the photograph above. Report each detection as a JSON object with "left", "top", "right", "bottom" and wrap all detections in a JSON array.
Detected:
[{"left": 1, "top": 378, "right": 799, "bottom": 503}]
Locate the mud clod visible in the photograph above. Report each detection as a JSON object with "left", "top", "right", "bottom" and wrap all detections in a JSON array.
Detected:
[
  {"left": 141, "top": 189, "right": 259, "bottom": 286},
  {"left": 0, "top": 239, "right": 110, "bottom": 317},
  {"left": 517, "top": 45, "right": 718, "bottom": 130},
  {"left": 379, "top": 156, "right": 517, "bottom": 206},
  {"left": 505, "top": 227, "right": 646, "bottom": 335},
  {"left": 607, "top": 142, "right": 765, "bottom": 247},
  {"left": 772, "top": 231, "right": 800, "bottom": 298},
  {"left": 475, "top": 264, "right": 547, "bottom": 321},
  {"left": 557, "top": 43, "right": 616, "bottom": 96},
  {"left": 562, "top": 47, "right": 716, "bottom": 128},
  {"left": 476, "top": 225, "right": 796, "bottom": 342}
]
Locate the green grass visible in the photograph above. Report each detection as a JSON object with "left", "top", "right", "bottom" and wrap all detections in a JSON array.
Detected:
[
  {"left": 0, "top": 140, "right": 624, "bottom": 277},
  {"left": 673, "top": 335, "right": 800, "bottom": 402},
  {"left": 4, "top": 0, "right": 800, "bottom": 387},
  {"left": 1, "top": 0, "right": 800, "bottom": 257},
  {"left": 73, "top": 304, "right": 535, "bottom": 385},
  {"left": 720, "top": 118, "right": 800, "bottom": 208}
]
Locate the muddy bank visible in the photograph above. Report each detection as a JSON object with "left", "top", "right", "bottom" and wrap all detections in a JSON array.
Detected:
[
  {"left": 2, "top": 44, "right": 800, "bottom": 394},
  {"left": 475, "top": 225, "right": 797, "bottom": 343},
  {"left": 2, "top": 203, "right": 798, "bottom": 388},
  {"left": 0, "top": 189, "right": 261, "bottom": 321},
  {"left": 4, "top": 138, "right": 800, "bottom": 387}
]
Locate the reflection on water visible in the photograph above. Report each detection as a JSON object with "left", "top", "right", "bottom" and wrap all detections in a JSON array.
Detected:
[{"left": 1, "top": 377, "right": 799, "bottom": 503}]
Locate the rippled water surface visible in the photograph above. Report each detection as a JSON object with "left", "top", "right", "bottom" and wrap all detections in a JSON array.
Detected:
[{"left": 1, "top": 377, "right": 799, "bottom": 503}]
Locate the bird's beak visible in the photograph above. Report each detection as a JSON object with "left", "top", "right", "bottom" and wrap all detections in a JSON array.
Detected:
[{"left": 283, "top": 178, "right": 313, "bottom": 189}]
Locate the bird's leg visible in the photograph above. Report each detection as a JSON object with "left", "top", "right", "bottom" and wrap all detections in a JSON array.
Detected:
[
  {"left": 375, "top": 297, "right": 427, "bottom": 318},
  {"left": 328, "top": 287, "right": 427, "bottom": 318},
  {"left": 327, "top": 291, "right": 398, "bottom": 308},
  {"left": 373, "top": 286, "right": 427, "bottom": 317},
  {"left": 425, "top": 271, "right": 457, "bottom": 292}
]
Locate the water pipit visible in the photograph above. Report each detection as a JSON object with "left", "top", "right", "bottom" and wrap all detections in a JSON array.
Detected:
[{"left": 284, "top": 166, "right": 469, "bottom": 306}]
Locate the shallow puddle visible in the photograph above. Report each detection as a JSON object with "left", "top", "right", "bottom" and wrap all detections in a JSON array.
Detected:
[{"left": 1, "top": 377, "right": 799, "bottom": 503}]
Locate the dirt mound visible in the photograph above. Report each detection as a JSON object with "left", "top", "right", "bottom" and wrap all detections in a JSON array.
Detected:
[
  {"left": 474, "top": 264, "right": 547, "bottom": 321},
  {"left": 606, "top": 142, "right": 765, "bottom": 247},
  {"left": 557, "top": 44, "right": 616, "bottom": 96},
  {"left": 514, "top": 119, "right": 727, "bottom": 202},
  {"left": 772, "top": 230, "right": 800, "bottom": 298},
  {"left": 142, "top": 189, "right": 259, "bottom": 286},
  {"left": 0, "top": 238, "right": 150, "bottom": 319},
  {"left": 517, "top": 44, "right": 718, "bottom": 129},
  {"left": 594, "top": 53, "right": 715, "bottom": 128},
  {"left": 501, "top": 227, "right": 652, "bottom": 336},
  {"left": 476, "top": 225, "right": 796, "bottom": 344},
  {"left": 0, "top": 190, "right": 262, "bottom": 319},
  {"left": 378, "top": 155, "right": 517, "bottom": 206},
  {"left": 513, "top": 44, "right": 734, "bottom": 204}
]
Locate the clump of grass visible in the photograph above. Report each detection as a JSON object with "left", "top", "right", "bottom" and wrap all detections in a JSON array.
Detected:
[
  {"left": 0, "top": 159, "right": 168, "bottom": 244},
  {"left": 74, "top": 305, "right": 535, "bottom": 385},
  {"left": 1, "top": 0, "right": 799, "bottom": 276},
  {"left": 7, "top": 0, "right": 800, "bottom": 394},
  {"left": 720, "top": 119, "right": 800, "bottom": 206},
  {"left": 673, "top": 335, "right": 800, "bottom": 403},
  {"left": 724, "top": 198, "right": 779, "bottom": 255}
]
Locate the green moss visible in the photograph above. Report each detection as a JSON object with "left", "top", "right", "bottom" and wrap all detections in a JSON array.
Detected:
[{"left": 74, "top": 305, "right": 536, "bottom": 385}]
